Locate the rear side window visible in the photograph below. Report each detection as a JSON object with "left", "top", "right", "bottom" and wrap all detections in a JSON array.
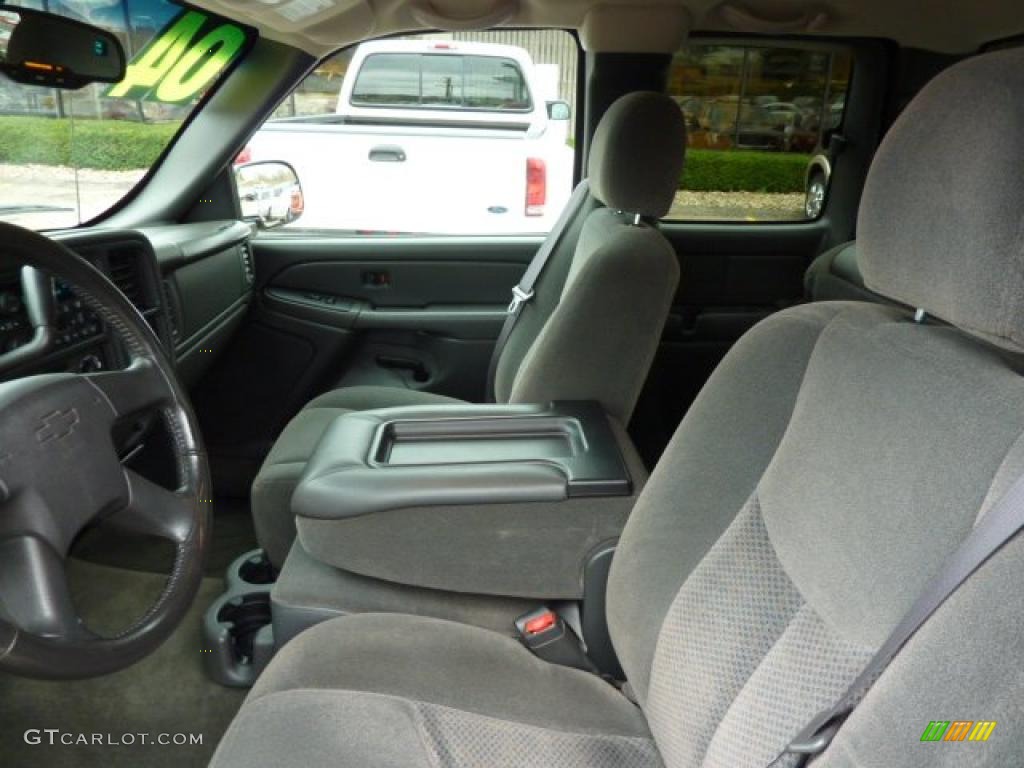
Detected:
[
  {"left": 352, "top": 53, "right": 532, "bottom": 111},
  {"left": 665, "top": 43, "right": 852, "bottom": 222}
]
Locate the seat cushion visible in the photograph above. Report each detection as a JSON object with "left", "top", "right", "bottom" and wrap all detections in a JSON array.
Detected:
[
  {"left": 252, "top": 386, "right": 466, "bottom": 568},
  {"left": 209, "top": 614, "right": 660, "bottom": 768}
]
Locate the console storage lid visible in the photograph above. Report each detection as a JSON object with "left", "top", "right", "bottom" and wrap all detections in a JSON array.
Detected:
[{"left": 293, "top": 401, "right": 632, "bottom": 522}]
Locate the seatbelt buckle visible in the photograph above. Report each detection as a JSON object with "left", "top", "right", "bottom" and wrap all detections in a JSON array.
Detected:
[
  {"left": 515, "top": 607, "right": 596, "bottom": 672},
  {"left": 786, "top": 720, "right": 840, "bottom": 757},
  {"left": 508, "top": 285, "right": 534, "bottom": 314}
]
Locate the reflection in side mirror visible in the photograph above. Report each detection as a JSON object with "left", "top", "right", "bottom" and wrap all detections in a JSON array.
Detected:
[
  {"left": 235, "top": 161, "right": 304, "bottom": 230},
  {"left": 546, "top": 100, "right": 571, "bottom": 121},
  {"left": 0, "top": 7, "right": 125, "bottom": 89}
]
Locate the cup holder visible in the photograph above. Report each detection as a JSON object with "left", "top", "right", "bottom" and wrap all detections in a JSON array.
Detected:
[
  {"left": 202, "top": 548, "right": 278, "bottom": 687},
  {"left": 217, "top": 593, "right": 272, "bottom": 665},
  {"left": 236, "top": 551, "right": 276, "bottom": 586}
]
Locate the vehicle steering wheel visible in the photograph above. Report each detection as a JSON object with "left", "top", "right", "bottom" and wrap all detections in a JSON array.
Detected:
[{"left": 0, "top": 222, "right": 210, "bottom": 679}]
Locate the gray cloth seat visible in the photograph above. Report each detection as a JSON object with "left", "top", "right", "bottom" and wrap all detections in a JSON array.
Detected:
[
  {"left": 803, "top": 241, "right": 880, "bottom": 303},
  {"left": 212, "top": 613, "right": 659, "bottom": 767},
  {"left": 252, "top": 385, "right": 464, "bottom": 568},
  {"left": 214, "top": 49, "right": 1024, "bottom": 768},
  {"left": 253, "top": 91, "right": 687, "bottom": 568}
]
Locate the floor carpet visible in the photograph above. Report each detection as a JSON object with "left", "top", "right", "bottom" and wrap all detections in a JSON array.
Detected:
[{"left": 0, "top": 559, "right": 247, "bottom": 767}]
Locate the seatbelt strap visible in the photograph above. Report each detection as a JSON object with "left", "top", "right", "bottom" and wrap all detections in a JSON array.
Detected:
[
  {"left": 773, "top": 468, "right": 1024, "bottom": 766},
  {"left": 485, "top": 180, "right": 590, "bottom": 402}
]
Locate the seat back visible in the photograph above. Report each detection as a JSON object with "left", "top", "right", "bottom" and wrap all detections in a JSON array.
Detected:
[
  {"left": 608, "top": 48, "right": 1024, "bottom": 767},
  {"left": 493, "top": 91, "right": 686, "bottom": 424},
  {"left": 804, "top": 241, "right": 882, "bottom": 303}
]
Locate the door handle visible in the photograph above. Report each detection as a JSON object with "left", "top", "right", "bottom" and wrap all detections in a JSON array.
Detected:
[
  {"left": 376, "top": 355, "right": 429, "bottom": 382},
  {"left": 369, "top": 145, "right": 406, "bottom": 162}
]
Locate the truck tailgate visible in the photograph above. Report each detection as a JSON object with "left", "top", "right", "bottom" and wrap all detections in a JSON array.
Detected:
[{"left": 248, "top": 121, "right": 565, "bottom": 235}]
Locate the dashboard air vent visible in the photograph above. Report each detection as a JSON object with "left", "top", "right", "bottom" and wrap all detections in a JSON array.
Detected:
[{"left": 107, "top": 249, "right": 145, "bottom": 308}]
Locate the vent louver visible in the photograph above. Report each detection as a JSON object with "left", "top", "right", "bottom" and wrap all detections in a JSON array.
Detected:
[{"left": 107, "top": 249, "right": 145, "bottom": 308}]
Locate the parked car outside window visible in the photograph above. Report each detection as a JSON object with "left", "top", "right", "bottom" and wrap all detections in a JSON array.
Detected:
[{"left": 666, "top": 43, "right": 852, "bottom": 222}]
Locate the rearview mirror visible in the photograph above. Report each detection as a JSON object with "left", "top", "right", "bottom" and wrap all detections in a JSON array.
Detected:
[
  {"left": 0, "top": 7, "right": 125, "bottom": 89},
  {"left": 546, "top": 100, "right": 571, "bottom": 121},
  {"left": 235, "top": 161, "right": 304, "bottom": 230}
]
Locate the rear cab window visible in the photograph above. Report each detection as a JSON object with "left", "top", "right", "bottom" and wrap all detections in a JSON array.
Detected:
[
  {"left": 666, "top": 42, "right": 852, "bottom": 222},
  {"left": 352, "top": 53, "right": 532, "bottom": 111}
]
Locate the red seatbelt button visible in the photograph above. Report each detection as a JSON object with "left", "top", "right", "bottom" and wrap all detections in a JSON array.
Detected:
[{"left": 524, "top": 610, "right": 557, "bottom": 636}]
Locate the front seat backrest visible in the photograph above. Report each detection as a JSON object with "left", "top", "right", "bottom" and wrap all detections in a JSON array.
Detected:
[
  {"left": 493, "top": 91, "right": 686, "bottom": 424},
  {"left": 804, "top": 241, "right": 882, "bottom": 303},
  {"left": 608, "top": 48, "right": 1024, "bottom": 766}
]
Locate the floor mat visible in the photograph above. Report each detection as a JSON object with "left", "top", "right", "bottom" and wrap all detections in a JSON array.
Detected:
[
  {"left": 72, "top": 497, "right": 257, "bottom": 576},
  {"left": 0, "top": 560, "right": 246, "bottom": 767}
]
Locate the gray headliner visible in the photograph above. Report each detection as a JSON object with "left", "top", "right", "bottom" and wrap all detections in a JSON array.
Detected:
[{"left": 185, "top": 0, "right": 1021, "bottom": 57}]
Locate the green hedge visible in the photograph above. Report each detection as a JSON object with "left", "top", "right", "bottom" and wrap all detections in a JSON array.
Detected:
[
  {"left": 0, "top": 116, "right": 180, "bottom": 171},
  {"left": 682, "top": 149, "right": 810, "bottom": 194}
]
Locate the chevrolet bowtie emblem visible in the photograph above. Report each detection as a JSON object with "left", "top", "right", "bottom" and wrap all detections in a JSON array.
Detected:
[{"left": 36, "top": 408, "right": 81, "bottom": 444}]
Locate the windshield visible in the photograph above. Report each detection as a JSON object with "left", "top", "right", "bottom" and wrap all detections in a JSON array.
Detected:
[{"left": 0, "top": 0, "right": 251, "bottom": 230}]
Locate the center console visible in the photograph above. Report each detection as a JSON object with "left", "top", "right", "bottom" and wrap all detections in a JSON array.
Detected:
[
  {"left": 291, "top": 401, "right": 636, "bottom": 598},
  {"left": 204, "top": 400, "right": 646, "bottom": 686}
]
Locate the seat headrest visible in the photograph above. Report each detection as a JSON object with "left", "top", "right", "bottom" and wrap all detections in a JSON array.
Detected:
[
  {"left": 859, "top": 48, "right": 1024, "bottom": 352},
  {"left": 588, "top": 91, "right": 686, "bottom": 219}
]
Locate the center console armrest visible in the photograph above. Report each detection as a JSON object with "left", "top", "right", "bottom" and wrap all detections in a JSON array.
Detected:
[
  {"left": 292, "top": 401, "right": 643, "bottom": 599},
  {"left": 293, "top": 401, "right": 631, "bottom": 522}
]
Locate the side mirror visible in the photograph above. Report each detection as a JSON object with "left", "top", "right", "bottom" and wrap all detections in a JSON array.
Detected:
[
  {"left": 546, "top": 100, "right": 571, "bottom": 121},
  {"left": 0, "top": 7, "right": 125, "bottom": 89},
  {"left": 234, "top": 161, "right": 304, "bottom": 230}
]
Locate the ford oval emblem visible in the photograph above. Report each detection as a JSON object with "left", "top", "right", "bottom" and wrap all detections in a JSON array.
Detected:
[{"left": 487, "top": 206, "right": 508, "bottom": 215}]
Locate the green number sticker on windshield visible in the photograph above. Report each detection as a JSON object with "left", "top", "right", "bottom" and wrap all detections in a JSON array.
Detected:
[{"left": 104, "top": 10, "right": 247, "bottom": 103}]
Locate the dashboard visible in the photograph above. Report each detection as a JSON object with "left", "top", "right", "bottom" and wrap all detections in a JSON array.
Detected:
[{"left": 0, "top": 220, "right": 254, "bottom": 385}]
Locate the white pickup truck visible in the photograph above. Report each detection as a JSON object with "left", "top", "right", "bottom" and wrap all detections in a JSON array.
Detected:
[{"left": 243, "top": 39, "right": 575, "bottom": 235}]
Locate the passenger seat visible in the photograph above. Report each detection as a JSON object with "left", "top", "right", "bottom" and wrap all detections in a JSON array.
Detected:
[
  {"left": 252, "top": 91, "right": 687, "bottom": 568},
  {"left": 804, "top": 240, "right": 881, "bottom": 303}
]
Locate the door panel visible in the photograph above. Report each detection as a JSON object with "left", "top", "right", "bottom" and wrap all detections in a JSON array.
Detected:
[
  {"left": 262, "top": 287, "right": 507, "bottom": 338},
  {"left": 266, "top": 258, "right": 526, "bottom": 307},
  {"left": 253, "top": 235, "right": 538, "bottom": 401},
  {"left": 629, "top": 221, "right": 828, "bottom": 466}
]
